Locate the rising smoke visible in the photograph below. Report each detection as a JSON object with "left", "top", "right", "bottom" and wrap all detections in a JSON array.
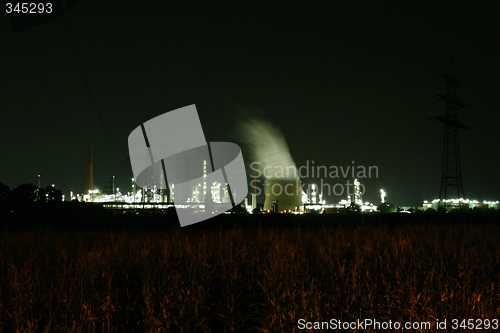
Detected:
[{"left": 237, "top": 108, "right": 298, "bottom": 180}]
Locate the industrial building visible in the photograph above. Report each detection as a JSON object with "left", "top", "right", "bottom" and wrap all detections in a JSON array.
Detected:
[
  {"left": 423, "top": 199, "right": 499, "bottom": 211},
  {"left": 259, "top": 178, "right": 377, "bottom": 214},
  {"left": 74, "top": 144, "right": 235, "bottom": 213}
]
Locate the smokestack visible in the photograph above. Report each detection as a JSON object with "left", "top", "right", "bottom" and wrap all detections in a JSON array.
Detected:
[{"left": 85, "top": 143, "right": 93, "bottom": 194}]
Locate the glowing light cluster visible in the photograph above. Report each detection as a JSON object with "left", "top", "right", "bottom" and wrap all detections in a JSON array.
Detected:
[{"left": 424, "top": 198, "right": 499, "bottom": 211}]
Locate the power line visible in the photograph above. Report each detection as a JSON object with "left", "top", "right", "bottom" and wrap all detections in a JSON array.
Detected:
[
  {"left": 171, "top": 0, "right": 187, "bottom": 110},
  {"left": 253, "top": 97, "right": 437, "bottom": 168},
  {"left": 18, "top": 31, "right": 124, "bottom": 170},
  {"left": 59, "top": 16, "right": 128, "bottom": 169},
  {"left": 161, "top": 0, "right": 171, "bottom": 114},
  {"left": 248, "top": 80, "right": 439, "bottom": 163},
  {"left": 195, "top": 0, "right": 222, "bottom": 105}
]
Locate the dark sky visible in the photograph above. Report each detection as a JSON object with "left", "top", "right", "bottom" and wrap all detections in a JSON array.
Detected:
[{"left": 1, "top": 0, "right": 499, "bottom": 207}]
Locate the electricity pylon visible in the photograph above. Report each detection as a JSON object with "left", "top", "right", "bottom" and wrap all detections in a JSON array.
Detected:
[{"left": 434, "top": 53, "right": 467, "bottom": 210}]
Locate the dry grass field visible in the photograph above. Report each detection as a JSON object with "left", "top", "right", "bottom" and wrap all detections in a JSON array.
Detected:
[{"left": 0, "top": 214, "right": 499, "bottom": 332}]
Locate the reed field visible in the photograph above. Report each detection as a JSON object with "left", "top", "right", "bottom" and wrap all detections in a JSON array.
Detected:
[{"left": 0, "top": 215, "right": 499, "bottom": 332}]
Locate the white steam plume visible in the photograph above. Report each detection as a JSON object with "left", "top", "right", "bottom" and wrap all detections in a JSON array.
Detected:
[{"left": 237, "top": 109, "right": 298, "bottom": 180}]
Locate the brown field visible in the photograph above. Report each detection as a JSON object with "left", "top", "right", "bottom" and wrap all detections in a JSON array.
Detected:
[{"left": 1, "top": 216, "right": 499, "bottom": 332}]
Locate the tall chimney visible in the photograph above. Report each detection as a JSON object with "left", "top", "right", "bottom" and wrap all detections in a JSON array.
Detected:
[{"left": 85, "top": 143, "right": 93, "bottom": 194}]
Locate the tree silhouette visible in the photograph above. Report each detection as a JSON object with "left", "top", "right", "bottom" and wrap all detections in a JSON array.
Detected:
[
  {"left": 12, "top": 183, "right": 38, "bottom": 202},
  {"left": 231, "top": 205, "right": 248, "bottom": 214},
  {"left": 39, "top": 184, "right": 63, "bottom": 203},
  {"left": 378, "top": 202, "right": 397, "bottom": 213},
  {"left": 10, "top": 183, "right": 38, "bottom": 212},
  {"left": 0, "top": 183, "right": 10, "bottom": 214},
  {"left": 0, "top": 183, "right": 10, "bottom": 203}
]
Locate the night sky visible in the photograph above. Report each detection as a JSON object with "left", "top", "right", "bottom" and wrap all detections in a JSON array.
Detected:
[{"left": 1, "top": 0, "right": 499, "bottom": 207}]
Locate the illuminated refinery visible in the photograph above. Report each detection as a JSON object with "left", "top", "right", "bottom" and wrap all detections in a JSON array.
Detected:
[
  {"left": 423, "top": 199, "right": 499, "bottom": 211},
  {"left": 74, "top": 156, "right": 233, "bottom": 212},
  {"left": 72, "top": 145, "right": 497, "bottom": 214}
]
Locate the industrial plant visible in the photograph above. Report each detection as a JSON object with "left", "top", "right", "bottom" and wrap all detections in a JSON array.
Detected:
[
  {"left": 72, "top": 143, "right": 381, "bottom": 213},
  {"left": 73, "top": 120, "right": 498, "bottom": 216},
  {"left": 73, "top": 144, "right": 382, "bottom": 214}
]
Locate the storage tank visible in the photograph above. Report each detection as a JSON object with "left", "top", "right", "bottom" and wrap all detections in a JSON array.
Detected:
[{"left": 263, "top": 179, "right": 302, "bottom": 212}]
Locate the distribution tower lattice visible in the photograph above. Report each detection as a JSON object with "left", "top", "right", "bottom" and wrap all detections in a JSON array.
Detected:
[{"left": 434, "top": 54, "right": 467, "bottom": 210}]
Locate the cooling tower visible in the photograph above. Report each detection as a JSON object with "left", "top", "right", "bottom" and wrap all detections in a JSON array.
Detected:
[
  {"left": 263, "top": 179, "right": 302, "bottom": 212},
  {"left": 85, "top": 143, "right": 93, "bottom": 194}
]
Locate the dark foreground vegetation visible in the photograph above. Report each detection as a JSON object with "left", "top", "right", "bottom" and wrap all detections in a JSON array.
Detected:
[{"left": 1, "top": 207, "right": 499, "bottom": 332}]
